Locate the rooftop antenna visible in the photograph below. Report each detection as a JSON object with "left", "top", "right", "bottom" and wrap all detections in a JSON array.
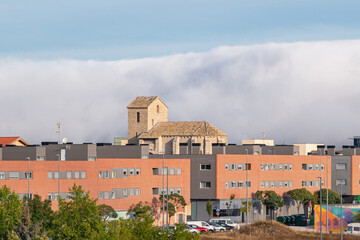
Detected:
[
  {"left": 56, "top": 122, "right": 61, "bottom": 144},
  {"left": 262, "top": 131, "right": 266, "bottom": 139}
]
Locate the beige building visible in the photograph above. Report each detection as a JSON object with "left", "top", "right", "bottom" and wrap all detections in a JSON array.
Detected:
[
  {"left": 127, "top": 96, "right": 227, "bottom": 154},
  {"left": 293, "top": 143, "right": 324, "bottom": 155},
  {"left": 242, "top": 139, "right": 275, "bottom": 146}
]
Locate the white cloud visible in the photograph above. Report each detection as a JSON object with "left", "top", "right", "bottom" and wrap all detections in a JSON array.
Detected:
[{"left": 1, "top": 39, "right": 360, "bottom": 148}]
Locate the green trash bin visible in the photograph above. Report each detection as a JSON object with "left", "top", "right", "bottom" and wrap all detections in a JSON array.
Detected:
[
  {"left": 294, "top": 215, "right": 307, "bottom": 226},
  {"left": 309, "top": 215, "right": 314, "bottom": 226},
  {"left": 284, "top": 216, "right": 291, "bottom": 226},
  {"left": 276, "top": 216, "right": 284, "bottom": 224}
]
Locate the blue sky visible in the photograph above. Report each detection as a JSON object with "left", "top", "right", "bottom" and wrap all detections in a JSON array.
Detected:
[
  {"left": 1, "top": 1, "right": 360, "bottom": 147},
  {"left": 1, "top": 0, "right": 360, "bottom": 60}
]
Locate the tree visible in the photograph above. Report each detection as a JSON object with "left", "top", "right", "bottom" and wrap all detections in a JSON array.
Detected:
[
  {"left": 27, "top": 194, "right": 54, "bottom": 234},
  {"left": 314, "top": 189, "right": 341, "bottom": 204},
  {"left": 98, "top": 204, "right": 118, "bottom": 222},
  {"left": 50, "top": 184, "right": 104, "bottom": 240},
  {"left": 240, "top": 200, "right": 253, "bottom": 221},
  {"left": 15, "top": 202, "right": 44, "bottom": 240},
  {"left": 225, "top": 194, "right": 235, "bottom": 216},
  {"left": 206, "top": 200, "right": 212, "bottom": 220},
  {"left": 0, "top": 185, "right": 22, "bottom": 239},
  {"left": 255, "top": 190, "right": 284, "bottom": 219},
  {"left": 159, "top": 193, "right": 187, "bottom": 223},
  {"left": 288, "top": 188, "right": 315, "bottom": 213}
]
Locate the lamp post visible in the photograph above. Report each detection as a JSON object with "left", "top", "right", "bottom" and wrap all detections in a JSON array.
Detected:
[
  {"left": 340, "top": 181, "right": 343, "bottom": 240},
  {"left": 57, "top": 154, "right": 60, "bottom": 200},
  {"left": 162, "top": 153, "right": 165, "bottom": 227},
  {"left": 245, "top": 149, "right": 249, "bottom": 224},
  {"left": 326, "top": 156, "right": 329, "bottom": 233},
  {"left": 318, "top": 176, "right": 322, "bottom": 240},
  {"left": 165, "top": 166, "right": 169, "bottom": 229},
  {"left": 26, "top": 157, "right": 30, "bottom": 200}
]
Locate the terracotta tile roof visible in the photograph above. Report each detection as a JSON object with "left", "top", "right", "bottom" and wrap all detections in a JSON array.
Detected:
[
  {"left": 127, "top": 96, "right": 159, "bottom": 108},
  {"left": 0, "top": 137, "right": 28, "bottom": 146},
  {"left": 139, "top": 121, "right": 227, "bottom": 139}
]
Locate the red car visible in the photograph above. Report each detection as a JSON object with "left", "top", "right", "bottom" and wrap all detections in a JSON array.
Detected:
[{"left": 187, "top": 224, "right": 209, "bottom": 233}]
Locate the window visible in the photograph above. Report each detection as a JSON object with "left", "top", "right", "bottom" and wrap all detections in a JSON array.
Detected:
[
  {"left": 36, "top": 156, "right": 45, "bottom": 161},
  {"left": 321, "top": 164, "right": 324, "bottom": 170},
  {"left": 135, "top": 168, "right": 140, "bottom": 175},
  {"left": 9, "top": 172, "right": 19, "bottom": 179},
  {"left": 279, "top": 164, "right": 283, "bottom": 169},
  {"left": 137, "top": 112, "right": 140, "bottom": 122},
  {"left": 284, "top": 164, "right": 288, "bottom": 170},
  {"left": 289, "top": 164, "right": 293, "bottom": 170},
  {"left": 99, "top": 192, "right": 104, "bottom": 199},
  {"left": 200, "top": 164, "right": 211, "bottom": 170},
  {"left": 74, "top": 171, "right": 80, "bottom": 179},
  {"left": 152, "top": 188, "right": 159, "bottom": 195},
  {"left": 157, "top": 105, "right": 160, "bottom": 113},
  {"left": 238, "top": 182, "right": 244, "bottom": 188},
  {"left": 245, "top": 163, "right": 251, "bottom": 170},
  {"left": 169, "top": 168, "right": 175, "bottom": 175},
  {"left": 0, "top": 172, "right": 4, "bottom": 179},
  {"left": 231, "top": 164, "right": 235, "bottom": 170},
  {"left": 152, "top": 119, "right": 154, "bottom": 126},
  {"left": 176, "top": 168, "right": 181, "bottom": 175},
  {"left": 268, "top": 149, "right": 274, "bottom": 155},
  {"left": 25, "top": 172, "right": 32, "bottom": 179},
  {"left": 135, "top": 189, "right": 140, "bottom": 195},
  {"left": 111, "top": 191, "right": 115, "bottom": 199},
  {"left": 200, "top": 182, "right": 211, "bottom": 189},
  {"left": 225, "top": 164, "right": 229, "bottom": 170},
  {"left": 315, "top": 164, "right": 319, "bottom": 170},
  {"left": 67, "top": 172, "right": 72, "bottom": 179},
  {"left": 308, "top": 164, "right": 313, "bottom": 170},
  {"left": 123, "top": 169, "right": 127, "bottom": 176},
  {"left": 336, "top": 163, "right": 346, "bottom": 170},
  {"left": 123, "top": 189, "right": 128, "bottom": 196},
  {"left": 237, "top": 164, "right": 243, "bottom": 170},
  {"left": 336, "top": 179, "right": 346, "bottom": 186},
  {"left": 48, "top": 194, "right": 52, "bottom": 200},
  {"left": 104, "top": 171, "right": 109, "bottom": 178},
  {"left": 261, "top": 182, "right": 264, "bottom": 188},
  {"left": 88, "top": 156, "right": 96, "bottom": 161},
  {"left": 302, "top": 164, "right": 307, "bottom": 170},
  {"left": 176, "top": 188, "right": 181, "bottom": 194},
  {"left": 231, "top": 182, "right": 237, "bottom": 188},
  {"left": 225, "top": 182, "right": 229, "bottom": 188},
  {"left": 129, "top": 169, "right": 134, "bottom": 175},
  {"left": 81, "top": 171, "right": 86, "bottom": 179},
  {"left": 284, "top": 181, "right": 288, "bottom": 187}
]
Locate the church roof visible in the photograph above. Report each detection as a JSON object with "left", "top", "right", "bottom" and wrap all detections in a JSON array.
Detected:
[
  {"left": 127, "top": 96, "right": 167, "bottom": 109},
  {"left": 0, "top": 137, "right": 29, "bottom": 146},
  {"left": 138, "top": 121, "right": 227, "bottom": 139}
]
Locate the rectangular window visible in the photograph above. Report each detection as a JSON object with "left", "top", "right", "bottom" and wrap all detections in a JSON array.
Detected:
[
  {"left": 231, "top": 182, "right": 237, "bottom": 188},
  {"left": 231, "top": 164, "right": 236, "bottom": 170},
  {"left": 99, "top": 192, "right": 104, "bottom": 199},
  {"left": 123, "top": 189, "right": 128, "bottom": 196},
  {"left": 128, "top": 189, "right": 135, "bottom": 195},
  {"left": 135, "top": 168, "right": 140, "bottom": 175},
  {"left": 238, "top": 182, "right": 244, "bottom": 188},
  {"left": 225, "top": 164, "right": 229, "bottom": 170},
  {"left": 225, "top": 182, "right": 229, "bottom": 188},
  {"left": 279, "top": 181, "right": 283, "bottom": 187},
  {"left": 152, "top": 188, "right": 159, "bottom": 195},
  {"left": 25, "top": 172, "right": 32, "bottom": 179},
  {"left": 54, "top": 172, "right": 59, "bottom": 179},
  {"left": 270, "top": 181, "right": 275, "bottom": 188},
  {"left": 284, "top": 164, "right": 288, "bottom": 170},
  {"left": 37, "top": 156, "right": 45, "bottom": 161},
  {"left": 176, "top": 168, "right": 181, "bottom": 175},
  {"left": 169, "top": 168, "right": 175, "bottom": 175},
  {"left": 176, "top": 188, "right": 181, "bottom": 194},
  {"left": 104, "top": 171, "right": 109, "bottom": 178},
  {"left": 302, "top": 164, "right": 307, "bottom": 170},
  {"left": 246, "top": 181, "right": 251, "bottom": 187},
  {"left": 9, "top": 172, "right": 19, "bottom": 179},
  {"left": 336, "top": 163, "right": 346, "bottom": 170},
  {"left": 0, "top": 172, "right": 4, "bottom": 179},
  {"left": 245, "top": 163, "right": 251, "bottom": 170},
  {"left": 48, "top": 194, "right": 52, "bottom": 200},
  {"left": 111, "top": 171, "right": 116, "bottom": 178},
  {"left": 264, "top": 181, "right": 269, "bottom": 188},
  {"left": 261, "top": 164, "right": 264, "bottom": 170},
  {"left": 135, "top": 189, "right": 140, "bottom": 195},
  {"left": 237, "top": 164, "right": 243, "bottom": 170},
  {"left": 261, "top": 182, "right": 265, "bottom": 188},
  {"left": 200, "top": 164, "right": 211, "bottom": 170},
  {"left": 321, "top": 164, "right": 324, "bottom": 170},
  {"left": 88, "top": 156, "right": 96, "bottom": 161},
  {"left": 129, "top": 169, "right": 134, "bottom": 175},
  {"left": 200, "top": 181, "right": 211, "bottom": 189},
  {"left": 48, "top": 172, "right": 53, "bottom": 179},
  {"left": 123, "top": 169, "right": 127, "bottom": 176},
  {"left": 81, "top": 171, "right": 86, "bottom": 179},
  {"left": 308, "top": 164, "right": 313, "bottom": 170},
  {"left": 315, "top": 164, "right": 319, "bottom": 170},
  {"left": 336, "top": 179, "right": 346, "bottom": 186},
  {"left": 67, "top": 172, "right": 72, "bottom": 179},
  {"left": 74, "top": 172, "right": 80, "bottom": 179},
  {"left": 279, "top": 164, "right": 283, "bottom": 169},
  {"left": 289, "top": 164, "right": 293, "bottom": 170}
]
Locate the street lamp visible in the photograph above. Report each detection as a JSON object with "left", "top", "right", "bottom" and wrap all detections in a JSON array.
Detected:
[
  {"left": 26, "top": 157, "right": 30, "bottom": 200},
  {"left": 165, "top": 166, "right": 169, "bottom": 228},
  {"left": 318, "top": 176, "right": 322, "bottom": 240},
  {"left": 340, "top": 180, "right": 344, "bottom": 240},
  {"left": 245, "top": 149, "right": 249, "bottom": 224},
  {"left": 57, "top": 154, "right": 60, "bottom": 200}
]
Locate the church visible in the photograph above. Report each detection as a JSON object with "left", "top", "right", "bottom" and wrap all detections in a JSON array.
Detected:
[{"left": 127, "top": 96, "right": 228, "bottom": 154}]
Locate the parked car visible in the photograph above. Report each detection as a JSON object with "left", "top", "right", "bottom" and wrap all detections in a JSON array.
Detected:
[
  {"left": 187, "top": 224, "right": 209, "bottom": 233},
  {"left": 207, "top": 222, "right": 226, "bottom": 232},
  {"left": 187, "top": 221, "right": 215, "bottom": 232},
  {"left": 185, "top": 225, "right": 200, "bottom": 234},
  {"left": 217, "top": 223, "right": 235, "bottom": 231},
  {"left": 210, "top": 218, "right": 239, "bottom": 229},
  {"left": 345, "top": 223, "right": 360, "bottom": 235}
]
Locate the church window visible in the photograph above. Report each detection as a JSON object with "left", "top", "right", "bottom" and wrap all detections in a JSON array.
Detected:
[
  {"left": 157, "top": 105, "right": 160, "bottom": 113},
  {"left": 137, "top": 112, "right": 140, "bottom": 122}
]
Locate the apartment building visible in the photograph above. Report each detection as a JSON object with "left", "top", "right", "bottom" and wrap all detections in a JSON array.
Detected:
[{"left": 0, "top": 143, "right": 191, "bottom": 225}]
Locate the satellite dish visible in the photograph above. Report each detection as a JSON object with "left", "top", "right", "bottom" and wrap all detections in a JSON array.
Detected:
[{"left": 62, "top": 138, "right": 68, "bottom": 144}]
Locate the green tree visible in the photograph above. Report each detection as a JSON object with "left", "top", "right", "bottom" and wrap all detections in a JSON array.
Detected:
[
  {"left": 288, "top": 188, "right": 315, "bottom": 213},
  {"left": 255, "top": 190, "right": 284, "bottom": 219},
  {"left": 206, "top": 200, "right": 212, "bottom": 220},
  {"left": 50, "top": 184, "right": 104, "bottom": 240},
  {"left": 159, "top": 193, "right": 187, "bottom": 222},
  {"left": 240, "top": 200, "right": 253, "bottom": 221},
  {"left": 127, "top": 201, "right": 158, "bottom": 239},
  {"left": 98, "top": 204, "right": 118, "bottom": 222},
  {"left": 0, "top": 185, "right": 22, "bottom": 239},
  {"left": 27, "top": 194, "right": 54, "bottom": 234},
  {"left": 225, "top": 194, "right": 235, "bottom": 216},
  {"left": 314, "top": 189, "right": 341, "bottom": 204},
  {"left": 15, "top": 202, "right": 44, "bottom": 240}
]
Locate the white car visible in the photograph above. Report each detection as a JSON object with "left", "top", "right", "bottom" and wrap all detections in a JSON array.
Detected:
[
  {"left": 345, "top": 223, "right": 360, "bottom": 235},
  {"left": 207, "top": 221, "right": 226, "bottom": 232},
  {"left": 210, "top": 218, "right": 239, "bottom": 229}
]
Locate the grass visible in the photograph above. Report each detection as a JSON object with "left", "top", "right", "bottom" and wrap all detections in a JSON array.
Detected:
[{"left": 201, "top": 221, "right": 360, "bottom": 240}]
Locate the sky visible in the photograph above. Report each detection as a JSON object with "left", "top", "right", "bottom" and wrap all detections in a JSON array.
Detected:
[{"left": 1, "top": 1, "right": 360, "bottom": 148}]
